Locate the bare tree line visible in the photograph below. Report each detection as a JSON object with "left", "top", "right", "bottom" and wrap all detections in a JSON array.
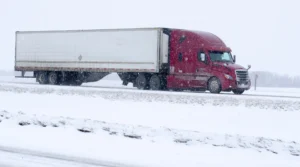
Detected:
[{"left": 250, "top": 71, "right": 300, "bottom": 88}]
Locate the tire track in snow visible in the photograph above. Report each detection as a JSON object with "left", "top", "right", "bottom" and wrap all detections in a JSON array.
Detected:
[{"left": 0, "top": 145, "right": 138, "bottom": 167}]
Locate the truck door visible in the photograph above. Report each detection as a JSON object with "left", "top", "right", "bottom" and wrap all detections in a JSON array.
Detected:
[
  {"left": 191, "top": 51, "right": 210, "bottom": 88},
  {"left": 173, "top": 47, "right": 193, "bottom": 88}
]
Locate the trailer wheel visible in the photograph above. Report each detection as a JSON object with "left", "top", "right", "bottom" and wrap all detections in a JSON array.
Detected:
[
  {"left": 149, "top": 74, "right": 161, "bottom": 90},
  {"left": 70, "top": 80, "right": 83, "bottom": 86},
  {"left": 37, "top": 72, "right": 49, "bottom": 85},
  {"left": 208, "top": 77, "right": 221, "bottom": 94},
  {"left": 48, "top": 72, "right": 59, "bottom": 85},
  {"left": 232, "top": 89, "right": 244, "bottom": 95},
  {"left": 135, "top": 74, "right": 147, "bottom": 90}
]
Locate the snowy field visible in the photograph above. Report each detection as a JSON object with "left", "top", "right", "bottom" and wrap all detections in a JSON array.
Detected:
[{"left": 1, "top": 74, "right": 300, "bottom": 166}]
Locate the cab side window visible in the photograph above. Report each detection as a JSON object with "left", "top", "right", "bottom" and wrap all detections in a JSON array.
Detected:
[{"left": 198, "top": 52, "right": 206, "bottom": 62}]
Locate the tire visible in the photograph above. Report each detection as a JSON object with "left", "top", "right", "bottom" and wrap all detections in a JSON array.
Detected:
[
  {"left": 135, "top": 73, "right": 147, "bottom": 90},
  {"left": 208, "top": 77, "right": 221, "bottom": 94},
  {"left": 149, "top": 74, "right": 161, "bottom": 90},
  {"left": 232, "top": 89, "right": 244, "bottom": 95},
  {"left": 60, "top": 72, "right": 83, "bottom": 86},
  {"left": 70, "top": 79, "right": 83, "bottom": 86},
  {"left": 48, "top": 72, "right": 59, "bottom": 85},
  {"left": 37, "top": 72, "right": 48, "bottom": 85},
  {"left": 62, "top": 79, "right": 82, "bottom": 86},
  {"left": 61, "top": 80, "right": 71, "bottom": 86},
  {"left": 192, "top": 88, "right": 206, "bottom": 92}
]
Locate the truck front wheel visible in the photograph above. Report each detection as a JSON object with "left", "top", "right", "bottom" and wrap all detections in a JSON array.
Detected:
[
  {"left": 208, "top": 77, "right": 221, "bottom": 94},
  {"left": 232, "top": 89, "right": 244, "bottom": 95}
]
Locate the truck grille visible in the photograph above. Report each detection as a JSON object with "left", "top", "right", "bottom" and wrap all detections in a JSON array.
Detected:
[{"left": 235, "top": 70, "right": 249, "bottom": 82}]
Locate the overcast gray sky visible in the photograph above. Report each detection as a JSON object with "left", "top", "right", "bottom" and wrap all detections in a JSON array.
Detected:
[{"left": 1, "top": 0, "right": 299, "bottom": 75}]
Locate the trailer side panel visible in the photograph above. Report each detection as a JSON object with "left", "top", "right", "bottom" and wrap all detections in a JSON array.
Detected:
[{"left": 15, "top": 29, "right": 161, "bottom": 72}]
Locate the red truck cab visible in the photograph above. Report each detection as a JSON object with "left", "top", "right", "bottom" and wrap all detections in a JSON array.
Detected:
[{"left": 165, "top": 29, "right": 251, "bottom": 94}]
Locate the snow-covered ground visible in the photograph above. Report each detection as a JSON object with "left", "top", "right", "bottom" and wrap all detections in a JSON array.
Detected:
[
  {"left": 1, "top": 74, "right": 300, "bottom": 166},
  {"left": 0, "top": 112, "right": 299, "bottom": 167}
]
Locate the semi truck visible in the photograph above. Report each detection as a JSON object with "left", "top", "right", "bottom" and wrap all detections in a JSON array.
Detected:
[{"left": 14, "top": 27, "right": 251, "bottom": 94}]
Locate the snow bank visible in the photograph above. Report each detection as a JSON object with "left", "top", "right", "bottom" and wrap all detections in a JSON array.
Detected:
[
  {"left": 0, "top": 110, "right": 299, "bottom": 167},
  {"left": 1, "top": 83, "right": 300, "bottom": 142},
  {"left": 1, "top": 81, "right": 300, "bottom": 166},
  {"left": 1, "top": 110, "right": 300, "bottom": 156}
]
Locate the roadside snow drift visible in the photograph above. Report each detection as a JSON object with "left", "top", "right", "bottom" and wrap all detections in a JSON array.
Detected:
[
  {"left": 1, "top": 110, "right": 299, "bottom": 157},
  {"left": 1, "top": 82, "right": 300, "bottom": 166}
]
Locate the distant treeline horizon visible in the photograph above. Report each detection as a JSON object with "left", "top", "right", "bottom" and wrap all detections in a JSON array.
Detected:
[{"left": 250, "top": 71, "right": 300, "bottom": 88}]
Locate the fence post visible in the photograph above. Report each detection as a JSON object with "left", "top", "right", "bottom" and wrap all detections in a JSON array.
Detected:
[{"left": 254, "top": 74, "right": 258, "bottom": 90}]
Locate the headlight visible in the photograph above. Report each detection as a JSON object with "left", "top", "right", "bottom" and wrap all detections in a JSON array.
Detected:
[{"left": 224, "top": 74, "right": 233, "bottom": 80}]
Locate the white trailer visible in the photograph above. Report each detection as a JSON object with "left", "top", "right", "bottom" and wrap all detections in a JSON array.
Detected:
[
  {"left": 15, "top": 28, "right": 170, "bottom": 88},
  {"left": 15, "top": 28, "right": 170, "bottom": 73}
]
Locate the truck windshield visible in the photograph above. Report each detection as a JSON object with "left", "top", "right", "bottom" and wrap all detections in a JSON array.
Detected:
[{"left": 209, "top": 51, "right": 233, "bottom": 62}]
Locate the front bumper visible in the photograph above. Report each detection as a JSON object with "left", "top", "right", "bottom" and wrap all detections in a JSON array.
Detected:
[
  {"left": 222, "top": 79, "right": 251, "bottom": 91},
  {"left": 236, "top": 80, "right": 251, "bottom": 90}
]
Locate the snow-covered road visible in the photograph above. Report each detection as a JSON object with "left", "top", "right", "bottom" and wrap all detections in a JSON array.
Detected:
[{"left": 0, "top": 145, "right": 132, "bottom": 167}]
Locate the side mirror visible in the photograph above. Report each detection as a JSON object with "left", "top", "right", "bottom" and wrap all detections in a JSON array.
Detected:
[
  {"left": 233, "top": 55, "right": 236, "bottom": 63},
  {"left": 247, "top": 65, "right": 251, "bottom": 70}
]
